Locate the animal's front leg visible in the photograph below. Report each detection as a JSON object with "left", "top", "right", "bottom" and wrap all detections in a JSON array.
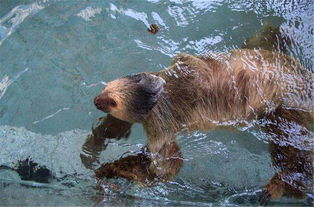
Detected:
[
  {"left": 95, "top": 151, "right": 154, "bottom": 185},
  {"left": 95, "top": 138, "right": 183, "bottom": 185},
  {"left": 148, "top": 136, "right": 183, "bottom": 181}
]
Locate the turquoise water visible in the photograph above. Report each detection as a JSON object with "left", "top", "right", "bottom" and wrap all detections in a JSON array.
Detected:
[{"left": 0, "top": 0, "right": 313, "bottom": 206}]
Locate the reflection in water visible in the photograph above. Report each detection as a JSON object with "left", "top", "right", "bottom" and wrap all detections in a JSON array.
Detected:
[
  {"left": 80, "top": 114, "right": 132, "bottom": 169},
  {"left": 84, "top": 23, "right": 313, "bottom": 205}
]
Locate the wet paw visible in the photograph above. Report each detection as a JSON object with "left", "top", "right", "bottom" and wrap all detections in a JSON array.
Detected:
[
  {"left": 96, "top": 178, "right": 121, "bottom": 192},
  {"left": 95, "top": 163, "right": 117, "bottom": 179},
  {"left": 95, "top": 153, "right": 152, "bottom": 183},
  {"left": 259, "top": 177, "right": 285, "bottom": 205},
  {"left": 259, "top": 190, "right": 271, "bottom": 206},
  {"left": 265, "top": 180, "right": 285, "bottom": 200}
]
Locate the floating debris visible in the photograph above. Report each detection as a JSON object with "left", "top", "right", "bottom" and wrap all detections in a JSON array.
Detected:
[{"left": 147, "top": 23, "right": 159, "bottom": 34}]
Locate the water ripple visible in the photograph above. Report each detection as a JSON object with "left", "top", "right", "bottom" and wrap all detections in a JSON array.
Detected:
[
  {"left": 0, "top": 68, "right": 29, "bottom": 99},
  {"left": 77, "top": 6, "right": 102, "bottom": 22},
  {"left": 0, "top": 3, "right": 44, "bottom": 46},
  {"left": 109, "top": 3, "right": 150, "bottom": 26},
  {"left": 33, "top": 107, "right": 71, "bottom": 125}
]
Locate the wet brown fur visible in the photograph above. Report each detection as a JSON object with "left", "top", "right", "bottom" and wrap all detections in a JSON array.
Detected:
[
  {"left": 144, "top": 50, "right": 313, "bottom": 152},
  {"left": 93, "top": 25, "right": 313, "bottom": 202}
]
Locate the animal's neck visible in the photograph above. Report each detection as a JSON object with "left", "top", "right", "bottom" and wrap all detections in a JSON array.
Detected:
[{"left": 143, "top": 91, "right": 180, "bottom": 135}]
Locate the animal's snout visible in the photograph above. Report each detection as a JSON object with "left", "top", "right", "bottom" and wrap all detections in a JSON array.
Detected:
[{"left": 94, "top": 95, "right": 109, "bottom": 112}]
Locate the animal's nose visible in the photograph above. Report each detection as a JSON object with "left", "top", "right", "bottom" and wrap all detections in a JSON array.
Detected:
[{"left": 94, "top": 95, "right": 106, "bottom": 111}]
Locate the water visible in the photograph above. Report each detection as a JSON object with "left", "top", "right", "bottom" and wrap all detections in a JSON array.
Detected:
[{"left": 0, "top": 0, "right": 313, "bottom": 206}]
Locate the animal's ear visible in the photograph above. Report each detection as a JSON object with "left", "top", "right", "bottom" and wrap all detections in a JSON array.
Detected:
[
  {"left": 130, "top": 74, "right": 165, "bottom": 117},
  {"left": 138, "top": 73, "right": 165, "bottom": 95}
]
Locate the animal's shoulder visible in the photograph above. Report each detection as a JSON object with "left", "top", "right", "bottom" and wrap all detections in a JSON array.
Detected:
[{"left": 171, "top": 53, "right": 226, "bottom": 74}]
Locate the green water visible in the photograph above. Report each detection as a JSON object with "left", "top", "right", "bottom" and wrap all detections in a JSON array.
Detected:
[{"left": 0, "top": 0, "right": 313, "bottom": 206}]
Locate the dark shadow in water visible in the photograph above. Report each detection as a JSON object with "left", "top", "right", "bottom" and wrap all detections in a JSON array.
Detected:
[{"left": 0, "top": 158, "right": 53, "bottom": 184}]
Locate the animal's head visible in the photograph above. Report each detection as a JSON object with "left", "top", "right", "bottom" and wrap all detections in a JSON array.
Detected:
[{"left": 94, "top": 73, "right": 165, "bottom": 123}]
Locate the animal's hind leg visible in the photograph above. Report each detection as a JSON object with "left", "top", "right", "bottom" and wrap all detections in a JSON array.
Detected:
[
  {"left": 260, "top": 171, "right": 307, "bottom": 205},
  {"left": 260, "top": 108, "right": 313, "bottom": 203},
  {"left": 260, "top": 173, "right": 285, "bottom": 204}
]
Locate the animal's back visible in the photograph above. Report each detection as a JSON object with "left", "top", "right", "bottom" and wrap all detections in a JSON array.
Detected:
[
  {"left": 231, "top": 49, "right": 312, "bottom": 107},
  {"left": 158, "top": 49, "right": 313, "bottom": 129}
]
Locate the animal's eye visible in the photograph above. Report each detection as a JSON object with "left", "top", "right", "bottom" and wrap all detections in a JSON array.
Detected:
[{"left": 109, "top": 99, "right": 117, "bottom": 107}]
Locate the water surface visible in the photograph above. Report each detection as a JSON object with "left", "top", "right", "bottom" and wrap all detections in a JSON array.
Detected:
[{"left": 0, "top": 0, "right": 313, "bottom": 206}]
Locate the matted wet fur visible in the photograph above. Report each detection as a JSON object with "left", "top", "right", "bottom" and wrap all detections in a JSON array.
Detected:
[{"left": 87, "top": 23, "right": 313, "bottom": 204}]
